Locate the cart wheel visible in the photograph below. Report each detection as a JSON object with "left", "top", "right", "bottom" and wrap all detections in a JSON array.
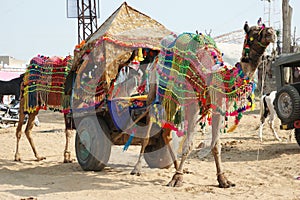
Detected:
[
  {"left": 76, "top": 116, "right": 112, "bottom": 171},
  {"left": 144, "top": 132, "right": 174, "bottom": 169}
]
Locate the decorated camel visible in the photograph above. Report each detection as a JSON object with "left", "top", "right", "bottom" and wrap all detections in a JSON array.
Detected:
[
  {"left": 14, "top": 55, "right": 74, "bottom": 163},
  {"left": 130, "top": 22, "right": 276, "bottom": 188}
]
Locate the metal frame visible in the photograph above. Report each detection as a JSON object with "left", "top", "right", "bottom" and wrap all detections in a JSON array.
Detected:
[{"left": 77, "top": 0, "right": 98, "bottom": 44}]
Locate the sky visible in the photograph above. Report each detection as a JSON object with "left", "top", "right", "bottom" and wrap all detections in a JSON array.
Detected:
[{"left": 0, "top": 0, "right": 299, "bottom": 62}]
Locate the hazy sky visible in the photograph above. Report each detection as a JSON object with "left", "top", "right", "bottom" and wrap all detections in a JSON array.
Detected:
[{"left": 0, "top": 0, "right": 299, "bottom": 62}]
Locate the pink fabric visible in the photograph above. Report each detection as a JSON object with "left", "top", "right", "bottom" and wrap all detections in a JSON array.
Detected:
[{"left": 0, "top": 71, "right": 24, "bottom": 81}]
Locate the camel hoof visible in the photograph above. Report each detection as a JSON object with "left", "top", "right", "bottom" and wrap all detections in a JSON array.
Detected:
[
  {"left": 64, "top": 151, "right": 73, "bottom": 163},
  {"left": 167, "top": 173, "right": 183, "bottom": 187},
  {"left": 14, "top": 153, "right": 21, "bottom": 162},
  {"left": 35, "top": 156, "right": 46, "bottom": 161},
  {"left": 217, "top": 174, "right": 235, "bottom": 188},
  {"left": 130, "top": 168, "right": 141, "bottom": 176},
  {"left": 14, "top": 157, "right": 21, "bottom": 162},
  {"left": 63, "top": 158, "right": 75, "bottom": 163}
]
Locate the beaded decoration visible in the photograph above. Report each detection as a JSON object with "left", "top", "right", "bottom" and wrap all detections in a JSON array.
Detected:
[
  {"left": 151, "top": 32, "right": 255, "bottom": 135},
  {"left": 23, "top": 55, "right": 72, "bottom": 113}
]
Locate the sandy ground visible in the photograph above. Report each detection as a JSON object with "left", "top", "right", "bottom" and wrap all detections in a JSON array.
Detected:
[{"left": 0, "top": 102, "right": 300, "bottom": 200}]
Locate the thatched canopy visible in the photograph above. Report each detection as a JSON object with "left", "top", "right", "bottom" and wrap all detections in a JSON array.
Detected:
[{"left": 72, "top": 2, "right": 172, "bottom": 81}]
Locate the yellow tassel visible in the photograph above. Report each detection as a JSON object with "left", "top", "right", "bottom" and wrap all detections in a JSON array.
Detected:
[
  {"left": 251, "top": 103, "right": 256, "bottom": 111},
  {"left": 137, "top": 48, "right": 144, "bottom": 61},
  {"left": 251, "top": 94, "right": 256, "bottom": 111},
  {"left": 227, "top": 124, "right": 237, "bottom": 133}
]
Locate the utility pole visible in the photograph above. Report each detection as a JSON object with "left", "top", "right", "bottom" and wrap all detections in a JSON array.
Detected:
[
  {"left": 67, "top": 0, "right": 99, "bottom": 44},
  {"left": 282, "top": 0, "right": 293, "bottom": 84},
  {"left": 292, "top": 26, "right": 296, "bottom": 52},
  {"left": 282, "top": 0, "right": 292, "bottom": 53},
  {"left": 77, "top": 0, "right": 98, "bottom": 44}
]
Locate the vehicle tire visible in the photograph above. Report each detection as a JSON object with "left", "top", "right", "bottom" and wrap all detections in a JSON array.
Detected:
[
  {"left": 75, "top": 116, "right": 112, "bottom": 171},
  {"left": 295, "top": 129, "right": 300, "bottom": 147},
  {"left": 274, "top": 85, "right": 300, "bottom": 123},
  {"left": 144, "top": 132, "right": 174, "bottom": 169}
]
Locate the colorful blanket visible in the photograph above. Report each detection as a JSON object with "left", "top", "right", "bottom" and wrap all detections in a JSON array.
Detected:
[
  {"left": 23, "top": 55, "right": 72, "bottom": 113},
  {"left": 153, "top": 32, "right": 255, "bottom": 134}
]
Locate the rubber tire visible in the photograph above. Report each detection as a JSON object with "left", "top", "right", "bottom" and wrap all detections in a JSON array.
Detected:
[
  {"left": 144, "top": 132, "right": 174, "bottom": 169},
  {"left": 295, "top": 129, "right": 300, "bottom": 147},
  {"left": 274, "top": 85, "right": 300, "bottom": 123},
  {"left": 76, "top": 116, "right": 111, "bottom": 171}
]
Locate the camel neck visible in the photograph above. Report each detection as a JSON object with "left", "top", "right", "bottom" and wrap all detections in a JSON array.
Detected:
[
  {"left": 239, "top": 44, "right": 267, "bottom": 79},
  {"left": 249, "top": 43, "right": 267, "bottom": 67}
]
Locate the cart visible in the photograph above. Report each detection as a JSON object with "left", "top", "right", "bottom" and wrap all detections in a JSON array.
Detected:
[{"left": 66, "top": 2, "right": 177, "bottom": 171}]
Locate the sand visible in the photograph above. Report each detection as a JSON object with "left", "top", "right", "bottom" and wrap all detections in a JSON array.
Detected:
[{"left": 0, "top": 102, "right": 300, "bottom": 200}]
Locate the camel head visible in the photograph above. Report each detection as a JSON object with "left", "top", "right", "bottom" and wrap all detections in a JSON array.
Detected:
[{"left": 241, "top": 22, "right": 276, "bottom": 77}]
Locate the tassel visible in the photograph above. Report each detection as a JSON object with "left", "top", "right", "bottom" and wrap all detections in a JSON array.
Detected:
[
  {"left": 138, "top": 48, "right": 144, "bottom": 61},
  {"left": 123, "top": 133, "right": 134, "bottom": 151},
  {"left": 227, "top": 124, "right": 237, "bottom": 133}
]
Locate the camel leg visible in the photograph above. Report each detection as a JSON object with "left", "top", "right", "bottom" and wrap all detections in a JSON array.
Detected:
[
  {"left": 63, "top": 114, "right": 74, "bottom": 163},
  {"left": 131, "top": 121, "right": 153, "bottom": 176},
  {"left": 162, "top": 129, "right": 179, "bottom": 170},
  {"left": 15, "top": 98, "right": 26, "bottom": 161},
  {"left": 167, "top": 104, "right": 197, "bottom": 187},
  {"left": 211, "top": 113, "right": 235, "bottom": 188},
  {"left": 24, "top": 111, "right": 46, "bottom": 161},
  {"left": 63, "top": 128, "right": 74, "bottom": 163},
  {"left": 167, "top": 129, "right": 194, "bottom": 187}
]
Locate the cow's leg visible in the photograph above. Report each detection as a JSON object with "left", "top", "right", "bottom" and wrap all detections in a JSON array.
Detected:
[
  {"left": 15, "top": 98, "right": 26, "bottom": 161},
  {"left": 211, "top": 113, "right": 235, "bottom": 188},
  {"left": 131, "top": 121, "right": 153, "bottom": 176},
  {"left": 288, "top": 130, "right": 293, "bottom": 142},
  {"left": 24, "top": 111, "right": 46, "bottom": 161},
  {"left": 259, "top": 116, "right": 265, "bottom": 141},
  {"left": 258, "top": 96, "right": 266, "bottom": 141},
  {"left": 268, "top": 114, "right": 281, "bottom": 141}
]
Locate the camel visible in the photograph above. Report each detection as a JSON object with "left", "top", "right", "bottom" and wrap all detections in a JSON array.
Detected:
[
  {"left": 14, "top": 55, "right": 74, "bottom": 163},
  {"left": 0, "top": 73, "right": 24, "bottom": 103},
  {"left": 130, "top": 22, "right": 276, "bottom": 188}
]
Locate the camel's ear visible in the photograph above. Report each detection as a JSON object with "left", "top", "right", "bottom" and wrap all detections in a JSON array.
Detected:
[{"left": 244, "top": 21, "right": 250, "bottom": 34}]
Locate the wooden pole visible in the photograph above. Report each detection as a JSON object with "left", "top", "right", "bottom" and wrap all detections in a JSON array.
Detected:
[
  {"left": 282, "top": 0, "right": 293, "bottom": 83},
  {"left": 282, "top": 0, "right": 292, "bottom": 53}
]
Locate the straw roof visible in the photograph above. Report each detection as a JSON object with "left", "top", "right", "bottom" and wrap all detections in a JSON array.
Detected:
[
  {"left": 73, "top": 2, "right": 172, "bottom": 70},
  {"left": 87, "top": 2, "right": 171, "bottom": 48},
  {"left": 71, "top": 2, "right": 172, "bottom": 105}
]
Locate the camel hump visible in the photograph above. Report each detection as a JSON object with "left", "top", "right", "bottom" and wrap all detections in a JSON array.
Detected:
[
  {"left": 158, "top": 32, "right": 224, "bottom": 73},
  {"left": 29, "top": 55, "right": 48, "bottom": 66}
]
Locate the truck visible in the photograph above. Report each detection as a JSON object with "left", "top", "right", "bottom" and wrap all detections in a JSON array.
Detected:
[{"left": 273, "top": 52, "right": 300, "bottom": 146}]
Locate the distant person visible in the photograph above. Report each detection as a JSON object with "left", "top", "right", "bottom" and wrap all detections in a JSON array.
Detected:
[{"left": 257, "top": 17, "right": 262, "bottom": 26}]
